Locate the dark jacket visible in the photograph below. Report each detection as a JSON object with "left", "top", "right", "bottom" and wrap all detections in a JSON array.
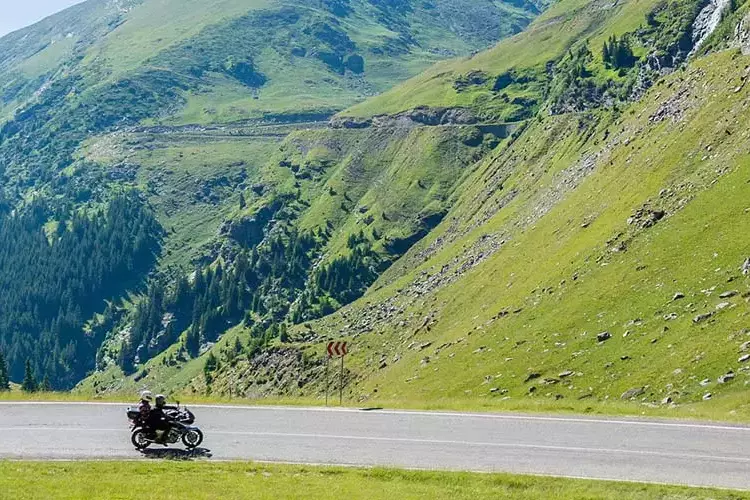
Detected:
[{"left": 146, "top": 406, "right": 170, "bottom": 431}]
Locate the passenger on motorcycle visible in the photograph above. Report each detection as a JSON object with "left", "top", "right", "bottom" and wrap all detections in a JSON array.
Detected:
[{"left": 137, "top": 391, "right": 153, "bottom": 422}]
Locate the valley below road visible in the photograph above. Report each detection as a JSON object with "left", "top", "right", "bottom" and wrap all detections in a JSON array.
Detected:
[{"left": 1, "top": 403, "right": 750, "bottom": 490}]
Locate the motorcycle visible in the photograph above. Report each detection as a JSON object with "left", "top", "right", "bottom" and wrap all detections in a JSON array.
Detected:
[{"left": 126, "top": 403, "right": 204, "bottom": 450}]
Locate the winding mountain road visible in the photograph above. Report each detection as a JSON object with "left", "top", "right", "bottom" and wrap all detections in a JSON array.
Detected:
[{"left": 1, "top": 402, "right": 749, "bottom": 489}]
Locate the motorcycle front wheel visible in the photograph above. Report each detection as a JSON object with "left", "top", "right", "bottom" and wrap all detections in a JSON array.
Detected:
[
  {"left": 131, "top": 429, "right": 151, "bottom": 450},
  {"left": 182, "top": 428, "right": 203, "bottom": 449}
]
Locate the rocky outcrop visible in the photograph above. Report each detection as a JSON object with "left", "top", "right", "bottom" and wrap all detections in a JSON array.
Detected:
[
  {"left": 621, "top": 387, "right": 645, "bottom": 400},
  {"left": 389, "top": 107, "right": 479, "bottom": 126},
  {"left": 219, "top": 198, "right": 283, "bottom": 247},
  {"left": 691, "top": 0, "right": 732, "bottom": 52},
  {"left": 205, "top": 347, "right": 332, "bottom": 398},
  {"left": 627, "top": 206, "right": 665, "bottom": 229},
  {"left": 332, "top": 107, "right": 481, "bottom": 130},
  {"left": 733, "top": 13, "right": 750, "bottom": 55},
  {"left": 329, "top": 116, "right": 373, "bottom": 129},
  {"left": 454, "top": 70, "right": 490, "bottom": 91}
]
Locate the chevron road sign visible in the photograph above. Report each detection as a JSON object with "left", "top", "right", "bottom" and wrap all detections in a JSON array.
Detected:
[
  {"left": 327, "top": 341, "right": 348, "bottom": 357},
  {"left": 325, "top": 341, "right": 349, "bottom": 406}
]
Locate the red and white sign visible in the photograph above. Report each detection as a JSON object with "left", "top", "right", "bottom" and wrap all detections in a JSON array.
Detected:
[{"left": 327, "top": 341, "right": 348, "bottom": 357}]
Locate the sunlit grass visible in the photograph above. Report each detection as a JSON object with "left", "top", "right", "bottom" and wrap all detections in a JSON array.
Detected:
[{"left": 1, "top": 462, "right": 747, "bottom": 500}]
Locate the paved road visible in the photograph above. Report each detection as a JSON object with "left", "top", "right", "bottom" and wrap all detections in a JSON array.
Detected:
[{"left": 1, "top": 403, "right": 750, "bottom": 489}]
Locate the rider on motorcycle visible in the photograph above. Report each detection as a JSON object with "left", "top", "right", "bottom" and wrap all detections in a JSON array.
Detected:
[
  {"left": 129, "top": 394, "right": 202, "bottom": 451},
  {"left": 156, "top": 394, "right": 178, "bottom": 412},
  {"left": 147, "top": 394, "right": 176, "bottom": 444}
]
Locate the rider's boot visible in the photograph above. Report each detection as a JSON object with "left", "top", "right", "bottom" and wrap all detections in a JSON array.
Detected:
[{"left": 156, "top": 430, "right": 168, "bottom": 446}]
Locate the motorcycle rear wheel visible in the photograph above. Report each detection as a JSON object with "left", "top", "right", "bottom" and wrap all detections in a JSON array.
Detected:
[
  {"left": 182, "top": 429, "right": 203, "bottom": 449},
  {"left": 131, "top": 429, "right": 151, "bottom": 450}
]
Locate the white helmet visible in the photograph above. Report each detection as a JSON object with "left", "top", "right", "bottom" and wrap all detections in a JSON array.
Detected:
[{"left": 140, "top": 390, "right": 153, "bottom": 402}]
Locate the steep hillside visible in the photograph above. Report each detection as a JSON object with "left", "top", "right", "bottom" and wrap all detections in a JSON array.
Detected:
[
  {"left": 81, "top": 117, "right": 502, "bottom": 394},
  {"left": 80, "top": 0, "right": 750, "bottom": 419},
  {"left": 0, "top": 0, "right": 540, "bottom": 388},
  {"left": 311, "top": 1, "right": 750, "bottom": 409},
  {"left": 327, "top": 55, "right": 750, "bottom": 407}
]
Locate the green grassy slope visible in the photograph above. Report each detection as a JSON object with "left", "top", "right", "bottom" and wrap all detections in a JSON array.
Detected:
[
  {"left": 82, "top": 129, "right": 282, "bottom": 271},
  {"left": 0, "top": 0, "right": 135, "bottom": 120},
  {"left": 1, "top": 0, "right": 541, "bottom": 194},
  {"left": 304, "top": 48, "right": 750, "bottom": 411},
  {"left": 79, "top": 120, "right": 501, "bottom": 396},
  {"left": 343, "top": 0, "right": 667, "bottom": 119}
]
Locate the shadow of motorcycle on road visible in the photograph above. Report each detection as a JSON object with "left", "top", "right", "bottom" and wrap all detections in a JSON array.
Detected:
[{"left": 139, "top": 447, "right": 213, "bottom": 460}]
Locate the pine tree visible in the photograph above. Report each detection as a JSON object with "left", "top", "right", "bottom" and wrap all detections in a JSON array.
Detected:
[
  {"left": 233, "top": 337, "right": 243, "bottom": 355},
  {"left": 239, "top": 193, "right": 247, "bottom": 210},
  {"left": 0, "top": 351, "right": 9, "bottom": 391},
  {"left": 185, "top": 325, "right": 200, "bottom": 357},
  {"left": 615, "top": 37, "right": 626, "bottom": 68},
  {"left": 604, "top": 35, "right": 636, "bottom": 70},
  {"left": 22, "top": 359, "right": 37, "bottom": 393},
  {"left": 618, "top": 37, "right": 635, "bottom": 68},
  {"left": 279, "top": 323, "right": 289, "bottom": 343},
  {"left": 204, "top": 352, "right": 218, "bottom": 385},
  {"left": 40, "top": 375, "right": 52, "bottom": 392},
  {"left": 118, "top": 339, "right": 135, "bottom": 373}
]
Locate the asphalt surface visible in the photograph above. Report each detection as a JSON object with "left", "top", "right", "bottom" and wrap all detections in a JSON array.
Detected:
[{"left": 1, "top": 402, "right": 750, "bottom": 489}]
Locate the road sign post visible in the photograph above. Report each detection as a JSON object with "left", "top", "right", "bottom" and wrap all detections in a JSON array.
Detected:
[
  {"left": 325, "top": 355, "right": 330, "bottom": 406},
  {"left": 340, "top": 353, "right": 344, "bottom": 406},
  {"left": 326, "top": 341, "right": 349, "bottom": 406}
]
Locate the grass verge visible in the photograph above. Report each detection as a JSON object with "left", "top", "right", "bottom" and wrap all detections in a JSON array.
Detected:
[
  {"left": 1, "top": 461, "right": 747, "bottom": 500},
  {"left": 4, "top": 389, "right": 750, "bottom": 424}
]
